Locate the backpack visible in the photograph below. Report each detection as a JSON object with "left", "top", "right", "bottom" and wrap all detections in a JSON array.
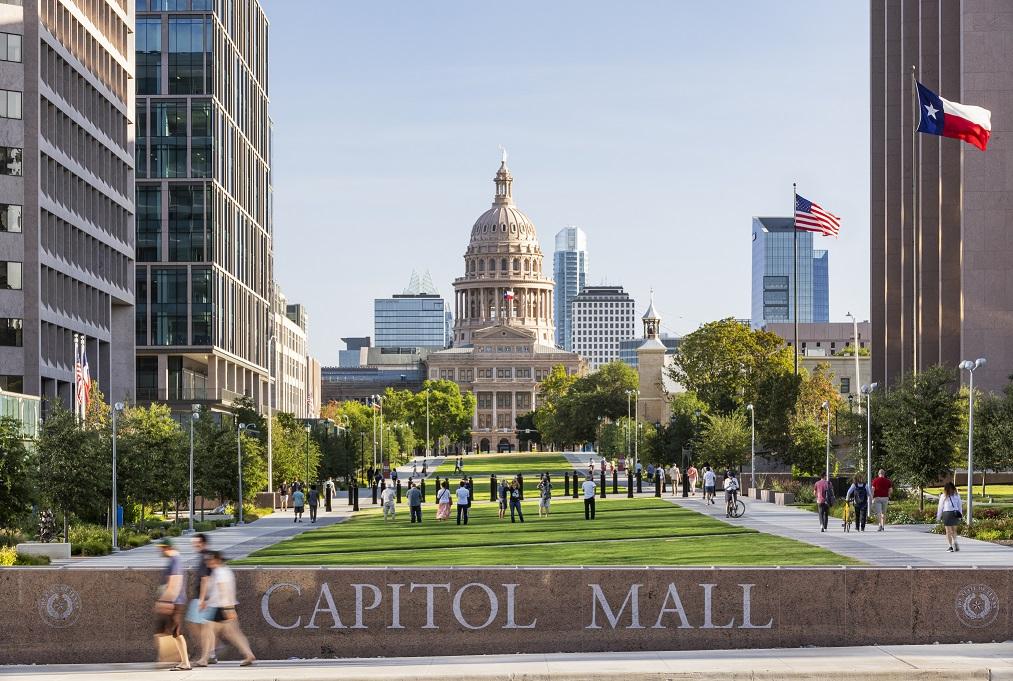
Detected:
[{"left": 853, "top": 484, "right": 869, "bottom": 505}]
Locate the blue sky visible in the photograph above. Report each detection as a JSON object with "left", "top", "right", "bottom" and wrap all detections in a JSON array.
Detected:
[{"left": 262, "top": 1, "right": 870, "bottom": 364}]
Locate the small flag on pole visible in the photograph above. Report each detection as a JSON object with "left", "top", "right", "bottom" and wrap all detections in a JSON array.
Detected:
[
  {"left": 78, "top": 340, "right": 91, "bottom": 418},
  {"left": 503, "top": 290, "right": 515, "bottom": 301},
  {"left": 795, "top": 194, "right": 840, "bottom": 237},
  {"left": 916, "top": 81, "right": 991, "bottom": 151}
]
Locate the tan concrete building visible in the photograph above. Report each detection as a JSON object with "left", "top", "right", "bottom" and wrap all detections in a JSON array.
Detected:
[
  {"left": 871, "top": 1, "right": 1013, "bottom": 392},
  {"left": 428, "top": 156, "right": 583, "bottom": 452},
  {"left": 636, "top": 295, "right": 679, "bottom": 425}
]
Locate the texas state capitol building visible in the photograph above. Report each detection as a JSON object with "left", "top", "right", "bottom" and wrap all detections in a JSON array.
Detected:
[{"left": 428, "top": 157, "right": 584, "bottom": 453}]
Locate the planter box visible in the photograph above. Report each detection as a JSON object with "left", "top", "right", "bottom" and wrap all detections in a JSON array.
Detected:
[
  {"left": 747, "top": 488, "right": 761, "bottom": 500},
  {"left": 255, "top": 492, "right": 277, "bottom": 509},
  {"left": 16, "top": 542, "right": 70, "bottom": 560},
  {"left": 761, "top": 490, "right": 775, "bottom": 504},
  {"left": 774, "top": 492, "right": 795, "bottom": 506}
]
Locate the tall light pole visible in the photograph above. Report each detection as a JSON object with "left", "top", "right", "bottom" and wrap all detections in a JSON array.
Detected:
[
  {"left": 266, "top": 334, "right": 276, "bottom": 494},
  {"left": 845, "top": 312, "right": 861, "bottom": 403},
  {"left": 378, "top": 395, "right": 384, "bottom": 470},
  {"left": 237, "top": 422, "right": 253, "bottom": 525},
  {"left": 632, "top": 389, "right": 640, "bottom": 475},
  {"left": 370, "top": 395, "right": 378, "bottom": 472},
  {"left": 625, "top": 389, "right": 634, "bottom": 457},
  {"left": 821, "top": 400, "right": 831, "bottom": 481},
  {"left": 746, "top": 404, "right": 755, "bottom": 490},
  {"left": 958, "top": 357, "right": 987, "bottom": 525},
  {"left": 187, "top": 404, "right": 200, "bottom": 533},
  {"left": 860, "top": 383, "right": 878, "bottom": 482},
  {"left": 425, "top": 389, "right": 430, "bottom": 458},
  {"left": 304, "top": 423, "right": 312, "bottom": 485},
  {"left": 111, "top": 401, "right": 124, "bottom": 552}
]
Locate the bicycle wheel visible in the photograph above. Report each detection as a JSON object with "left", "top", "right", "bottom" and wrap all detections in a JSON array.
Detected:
[{"left": 731, "top": 499, "right": 746, "bottom": 518}]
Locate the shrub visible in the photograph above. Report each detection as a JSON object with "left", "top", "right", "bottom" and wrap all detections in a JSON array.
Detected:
[
  {"left": 194, "top": 521, "right": 215, "bottom": 532},
  {"left": 15, "top": 552, "right": 51, "bottom": 566},
  {"left": 0, "top": 546, "right": 15, "bottom": 566}
]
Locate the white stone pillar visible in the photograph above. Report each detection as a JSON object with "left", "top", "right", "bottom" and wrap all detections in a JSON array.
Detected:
[{"left": 511, "top": 391, "right": 517, "bottom": 429}]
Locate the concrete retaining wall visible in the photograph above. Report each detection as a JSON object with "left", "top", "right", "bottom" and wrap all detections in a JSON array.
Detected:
[{"left": 0, "top": 566, "right": 1009, "bottom": 664}]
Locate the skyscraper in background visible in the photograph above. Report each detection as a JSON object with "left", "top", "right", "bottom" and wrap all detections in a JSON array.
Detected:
[
  {"left": 553, "top": 226, "right": 587, "bottom": 350},
  {"left": 751, "top": 217, "right": 830, "bottom": 328},
  {"left": 134, "top": 0, "right": 273, "bottom": 413},
  {"left": 374, "top": 271, "right": 449, "bottom": 349},
  {"left": 0, "top": 1, "right": 136, "bottom": 407}
]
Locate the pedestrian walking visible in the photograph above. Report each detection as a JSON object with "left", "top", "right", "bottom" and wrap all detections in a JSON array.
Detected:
[
  {"left": 407, "top": 481, "right": 423, "bottom": 524},
  {"left": 687, "top": 465, "right": 698, "bottom": 495},
  {"left": 936, "top": 482, "right": 963, "bottom": 552},
  {"left": 422, "top": 460, "right": 428, "bottom": 476},
  {"left": 702, "top": 465, "right": 716, "bottom": 504},
  {"left": 537, "top": 475, "right": 552, "bottom": 517},
  {"left": 324, "top": 477, "right": 334, "bottom": 512},
  {"left": 308, "top": 485, "right": 320, "bottom": 523},
  {"left": 509, "top": 480, "right": 524, "bottom": 523},
  {"left": 436, "top": 480, "right": 452, "bottom": 520},
  {"left": 186, "top": 533, "right": 216, "bottom": 666},
  {"left": 412, "top": 459, "right": 418, "bottom": 476},
  {"left": 278, "top": 482, "right": 289, "bottom": 511},
  {"left": 497, "top": 478, "right": 508, "bottom": 520},
  {"left": 647, "top": 463, "right": 655, "bottom": 483},
  {"left": 154, "top": 538, "right": 191, "bottom": 671},
  {"left": 670, "top": 465, "right": 681, "bottom": 495},
  {"left": 871, "top": 469, "right": 893, "bottom": 531},
  {"left": 292, "top": 487, "right": 305, "bottom": 523},
  {"left": 456, "top": 480, "right": 471, "bottom": 525},
  {"left": 391, "top": 468, "right": 399, "bottom": 484},
  {"left": 846, "top": 473, "right": 871, "bottom": 532},
  {"left": 380, "top": 483, "right": 396, "bottom": 521},
  {"left": 582, "top": 474, "right": 597, "bottom": 520},
  {"left": 814, "top": 472, "right": 834, "bottom": 532},
  {"left": 193, "top": 551, "right": 254, "bottom": 667}
]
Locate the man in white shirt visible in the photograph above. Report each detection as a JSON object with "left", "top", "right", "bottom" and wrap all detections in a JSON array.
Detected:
[
  {"left": 193, "top": 551, "right": 254, "bottom": 667},
  {"left": 380, "top": 484, "right": 396, "bottom": 521},
  {"left": 582, "top": 475, "right": 597, "bottom": 520},
  {"left": 455, "top": 480, "right": 471, "bottom": 525},
  {"left": 702, "top": 466, "right": 717, "bottom": 504}
]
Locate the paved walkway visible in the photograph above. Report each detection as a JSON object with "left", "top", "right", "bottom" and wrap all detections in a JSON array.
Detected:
[
  {"left": 1, "top": 643, "right": 1011, "bottom": 679},
  {"left": 669, "top": 492, "right": 1013, "bottom": 567}
]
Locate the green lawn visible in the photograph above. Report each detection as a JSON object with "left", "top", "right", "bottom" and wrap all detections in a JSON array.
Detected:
[
  {"left": 926, "top": 484, "right": 1013, "bottom": 504},
  {"left": 432, "top": 452, "right": 581, "bottom": 495},
  {"left": 235, "top": 496, "right": 856, "bottom": 567}
]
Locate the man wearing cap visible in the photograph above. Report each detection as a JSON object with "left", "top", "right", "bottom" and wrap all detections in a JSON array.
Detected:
[{"left": 154, "top": 538, "right": 191, "bottom": 671}]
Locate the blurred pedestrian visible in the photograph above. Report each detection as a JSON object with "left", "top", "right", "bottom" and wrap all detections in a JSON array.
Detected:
[
  {"left": 497, "top": 478, "right": 508, "bottom": 520},
  {"left": 292, "top": 487, "right": 305, "bottom": 523},
  {"left": 308, "top": 485, "right": 319, "bottom": 523},
  {"left": 582, "top": 474, "right": 597, "bottom": 520},
  {"left": 154, "top": 538, "right": 190, "bottom": 671},
  {"left": 186, "top": 533, "right": 216, "bottom": 666},
  {"left": 194, "top": 551, "right": 254, "bottom": 667},
  {"left": 278, "top": 482, "right": 289, "bottom": 511},
  {"left": 687, "top": 465, "right": 698, "bottom": 495}
]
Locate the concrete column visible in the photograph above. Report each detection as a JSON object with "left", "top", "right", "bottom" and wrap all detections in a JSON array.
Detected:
[
  {"left": 511, "top": 391, "right": 516, "bottom": 430},
  {"left": 492, "top": 392, "right": 498, "bottom": 432}
]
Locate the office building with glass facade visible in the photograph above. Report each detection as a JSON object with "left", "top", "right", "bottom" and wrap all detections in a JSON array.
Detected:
[
  {"left": 134, "top": 0, "right": 272, "bottom": 413},
  {"left": 553, "top": 226, "right": 587, "bottom": 350},
  {"left": 751, "top": 217, "right": 830, "bottom": 328},
  {"left": 0, "top": 1, "right": 136, "bottom": 407},
  {"left": 374, "top": 294, "right": 449, "bottom": 349},
  {"left": 571, "top": 285, "right": 636, "bottom": 370}
]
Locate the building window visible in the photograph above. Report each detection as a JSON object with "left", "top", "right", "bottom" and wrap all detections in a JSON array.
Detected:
[
  {"left": 136, "top": 18, "right": 161, "bottom": 95},
  {"left": 190, "top": 100, "right": 212, "bottom": 177},
  {"left": 0, "top": 204, "right": 20, "bottom": 233},
  {"left": 516, "top": 393, "right": 531, "bottom": 410},
  {"left": 496, "top": 392, "right": 512, "bottom": 409},
  {"left": 150, "top": 101, "right": 187, "bottom": 177},
  {"left": 151, "top": 269, "right": 188, "bottom": 345},
  {"left": 0, "top": 318, "right": 22, "bottom": 346},
  {"left": 169, "top": 184, "right": 207, "bottom": 261},
  {"left": 496, "top": 367, "right": 512, "bottom": 379},
  {"left": 136, "top": 187, "right": 161, "bottom": 262},
  {"left": 0, "top": 261, "right": 21, "bottom": 289},
  {"left": 477, "top": 392, "right": 492, "bottom": 409},
  {"left": 168, "top": 17, "right": 208, "bottom": 94},
  {"left": 0, "top": 33, "right": 22, "bottom": 63},
  {"left": 0, "top": 90, "right": 21, "bottom": 119},
  {"left": 515, "top": 367, "right": 531, "bottom": 379},
  {"left": 840, "top": 377, "right": 851, "bottom": 395},
  {"left": 136, "top": 356, "right": 157, "bottom": 401},
  {"left": 0, "top": 147, "right": 22, "bottom": 176},
  {"left": 0, "top": 374, "right": 22, "bottom": 392},
  {"left": 191, "top": 267, "right": 211, "bottom": 344}
]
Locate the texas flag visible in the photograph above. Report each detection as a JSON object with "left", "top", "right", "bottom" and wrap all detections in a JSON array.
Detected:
[{"left": 916, "top": 82, "right": 991, "bottom": 151}]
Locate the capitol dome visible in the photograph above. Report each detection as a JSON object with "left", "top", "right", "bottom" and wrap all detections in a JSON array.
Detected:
[{"left": 468, "top": 160, "right": 539, "bottom": 243}]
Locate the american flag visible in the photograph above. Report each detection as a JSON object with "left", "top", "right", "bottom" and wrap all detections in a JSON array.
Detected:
[
  {"left": 795, "top": 194, "right": 840, "bottom": 237},
  {"left": 74, "top": 337, "right": 91, "bottom": 419}
]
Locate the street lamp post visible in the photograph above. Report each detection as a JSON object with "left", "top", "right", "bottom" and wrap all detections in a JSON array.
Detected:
[
  {"left": 371, "top": 395, "right": 378, "bottom": 472},
  {"left": 746, "top": 404, "right": 755, "bottom": 490},
  {"left": 633, "top": 389, "right": 640, "bottom": 476},
  {"left": 625, "top": 390, "right": 633, "bottom": 456},
  {"left": 860, "top": 383, "right": 878, "bottom": 483},
  {"left": 958, "top": 357, "right": 987, "bottom": 525},
  {"left": 111, "top": 401, "right": 124, "bottom": 552},
  {"left": 846, "top": 312, "right": 861, "bottom": 408},
  {"left": 187, "top": 404, "right": 200, "bottom": 533},
  {"left": 821, "top": 401, "right": 831, "bottom": 481},
  {"left": 304, "top": 424, "right": 312, "bottom": 485},
  {"left": 425, "top": 389, "right": 430, "bottom": 459},
  {"left": 267, "top": 334, "right": 276, "bottom": 495},
  {"left": 237, "top": 422, "right": 254, "bottom": 525}
]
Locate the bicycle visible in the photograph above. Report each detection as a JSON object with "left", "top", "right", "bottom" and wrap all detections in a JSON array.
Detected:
[
  {"left": 842, "top": 500, "right": 853, "bottom": 532},
  {"left": 725, "top": 492, "right": 746, "bottom": 518}
]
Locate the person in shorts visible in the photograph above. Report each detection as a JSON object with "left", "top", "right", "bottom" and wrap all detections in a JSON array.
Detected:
[
  {"left": 537, "top": 474, "right": 552, "bottom": 517},
  {"left": 871, "top": 469, "right": 893, "bottom": 531},
  {"left": 291, "top": 487, "right": 305, "bottom": 523},
  {"left": 702, "top": 465, "right": 717, "bottom": 504},
  {"left": 723, "top": 470, "right": 740, "bottom": 516},
  {"left": 497, "top": 478, "right": 508, "bottom": 520},
  {"left": 154, "top": 538, "right": 191, "bottom": 671},
  {"left": 278, "top": 482, "right": 289, "bottom": 511},
  {"left": 380, "top": 483, "right": 396, "bottom": 521}
]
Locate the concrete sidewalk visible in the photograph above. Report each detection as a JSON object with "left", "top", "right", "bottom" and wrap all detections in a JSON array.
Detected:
[{"left": 2, "top": 643, "right": 1011, "bottom": 679}]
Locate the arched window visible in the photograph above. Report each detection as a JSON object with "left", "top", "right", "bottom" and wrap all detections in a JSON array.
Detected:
[
  {"left": 479, "top": 259, "right": 485, "bottom": 272},
  {"left": 523, "top": 258, "right": 530, "bottom": 271},
  {"left": 513, "top": 258, "right": 520, "bottom": 271},
  {"left": 501, "top": 258, "right": 507, "bottom": 271}
]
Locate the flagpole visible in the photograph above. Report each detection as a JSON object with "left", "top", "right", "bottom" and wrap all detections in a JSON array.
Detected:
[
  {"left": 910, "top": 65, "right": 919, "bottom": 376},
  {"left": 793, "top": 182, "right": 799, "bottom": 375},
  {"left": 72, "top": 333, "right": 78, "bottom": 421}
]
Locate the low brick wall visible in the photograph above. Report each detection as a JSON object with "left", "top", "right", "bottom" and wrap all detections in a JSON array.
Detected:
[{"left": 1, "top": 567, "right": 1009, "bottom": 664}]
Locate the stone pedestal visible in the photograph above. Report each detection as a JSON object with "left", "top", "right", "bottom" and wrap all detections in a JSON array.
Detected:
[
  {"left": 255, "top": 492, "right": 277, "bottom": 509},
  {"left": 16, "top": 542, "right": 70, "bottom": 560}
]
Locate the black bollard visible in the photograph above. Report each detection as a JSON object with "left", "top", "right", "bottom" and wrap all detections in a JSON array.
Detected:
[
  {"left": 517, "top": 474, "right": 524, "bottom": 500},
  {"left": 396, "top": 479, "right": 402, "bottom": 504},
  {"left": 572, "top": 474, "right": 579, "bottom": 499},
  {"left": 636, "top": 471, "right": 643, "bottom": 494},
  {"left": 467, "top": 477, "right": 474, "bottom": 499},
  {"left": 612, "top": 469, "right": 618, "bottom": 495},
  {"left": 347, "top": 477, "right": 353, "bottom": 506},
  {"left": 564, "top": 472, "right": 570, "bottom": 497},
  {"left": 655, "top": 471, "right": 662, "bottom": 497},
  {"left": 627, "top": 472, "right": 634, "bottom": 498},
  {"left": 490, "top": 474, "right": 497, "bottom": 502},
  {"left": 372, "top": 483, "right": 378, "bottom": 505},
  {"left": 353, "top": 483, "right": 360, "bottom": 511},
  {"left": 599, "top": 470, "right": 606, "bottom": 499},
  {"left": 682, "top": 474, "right": 690, "bottom": 498},
  {"left": 421, "top": 480, "right": 427, "bottom": 503},
  {"left": 661, "top": 472, "right": 668, "bottom": 494}
]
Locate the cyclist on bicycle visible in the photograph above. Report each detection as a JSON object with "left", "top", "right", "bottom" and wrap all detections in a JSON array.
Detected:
[{"left": 724, "top": 470, "right": 740, "bottom": 517}]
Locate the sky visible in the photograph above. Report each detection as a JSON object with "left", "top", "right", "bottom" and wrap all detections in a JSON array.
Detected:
[{"left": 262, "top": 0, "right": 870, "bottom": 365}]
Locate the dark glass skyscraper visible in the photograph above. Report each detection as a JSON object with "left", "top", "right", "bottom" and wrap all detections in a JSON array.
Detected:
[
  {"left": 553, "top": 226, "right": 587, "bottom": 350},
  {"left": 134, "top": 0, "right": 272, "bottom": 412}
]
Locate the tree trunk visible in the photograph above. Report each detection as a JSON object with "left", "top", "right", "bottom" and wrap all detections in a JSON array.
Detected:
[
  {"left": 981, "top": 471, "right": 987, "bottom": 498},
  {"left": 919, "top": 486, "right": 925, "bottom": 512}
]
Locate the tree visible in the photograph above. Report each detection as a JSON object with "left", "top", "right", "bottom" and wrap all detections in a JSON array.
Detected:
[
  {"left": 787, "top": 415, "right": 827, "bottom": 477},
  {"left": 515, "top": 411, "right": 541, "bottom": 451},
  {"left": 533, "top": 362, "right": 637, "bottom": 448},
  {"left": 695, "top": 412, "right": 751, "bottom": 472},
  {"left": 117, "top": 404, "right": 187, "bottom": 524},
  {"left": 670, "top": 318, "right": 793, "bottom": 414},
  {"left": 36, "top": 402, "right": 109, "bottom": 523},
  {"left": 412, "top": 380, "right": 475, "bottom": 451},
  {"left": 879, "top": 366, "right": 961, "bottom": 509},
  {"left": 269, "top": 412, "right": 322, "bottom": 488},
  {"left": 0, "top": 417, "right": 33, "bottom": 537},
  {"left": 533, "top": 365, "right": 578, "bottom": 448},
  {"left": 972, "top": 380, "right": 1013, "bottom": 496}
]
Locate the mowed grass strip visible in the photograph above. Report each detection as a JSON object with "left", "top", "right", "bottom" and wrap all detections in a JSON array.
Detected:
[
  {"left": 431, "top": 452, "right": 578, "bottom": 494},
  {"left": 236, "top": 497, "right": 857, "bottom": 567}
]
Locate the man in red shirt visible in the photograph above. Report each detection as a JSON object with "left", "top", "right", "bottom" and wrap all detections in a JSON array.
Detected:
[
  {"left": 813, "top": 473, "right": 833, "bottom": 532},
  {"left": 871, "top": 469, "right": 893, "bottom": 532}
]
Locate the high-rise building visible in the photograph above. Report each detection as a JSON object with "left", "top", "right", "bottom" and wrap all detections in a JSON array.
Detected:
[
  {"left": 570, "top": 285, "right": 636, "bottom": 370},
  {"left": 134, "top": 0, "right": 273, "bottom": 412},
  {"left": 0, "top": 1, "right": 136, "bottom": 407},
  {"left": 270, "top": 288, "right": 318, "bottom": 419},
  {"left": 428, "top": 156, "right": 583, "bottom": 452},
  {"left": 374, "top": 271, "right": 450, "bottom": 349},
  {"left": 553, "top": 226, "right": 587, "bottom": 350},
  {"left": 871, "top": 1, "right": 1012, "bottom": 392},
  {"left": 751, "top": 217, "right": 830, "bottom": 328}
]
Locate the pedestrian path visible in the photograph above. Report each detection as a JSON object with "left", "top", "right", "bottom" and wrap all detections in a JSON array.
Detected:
[
  {"left": 55, "top": 503, "right": 354, "bottom": 569},
  {"left": 393, "top": 455, "right": 444, "bottom": 481},
  {"left": 2, "top": 642, "right": 1011, "bottom": 679},
  {"left": 669, "top": 492, "right": 1013, "bottom": 567}
]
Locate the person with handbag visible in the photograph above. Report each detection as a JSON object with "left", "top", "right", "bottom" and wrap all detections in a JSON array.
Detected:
[
  {"left": 154, "top": 538, "right": 191, "bottom": 671},
  {"left": 936, "top": 482, "right": 963, "bottom": 552}
]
